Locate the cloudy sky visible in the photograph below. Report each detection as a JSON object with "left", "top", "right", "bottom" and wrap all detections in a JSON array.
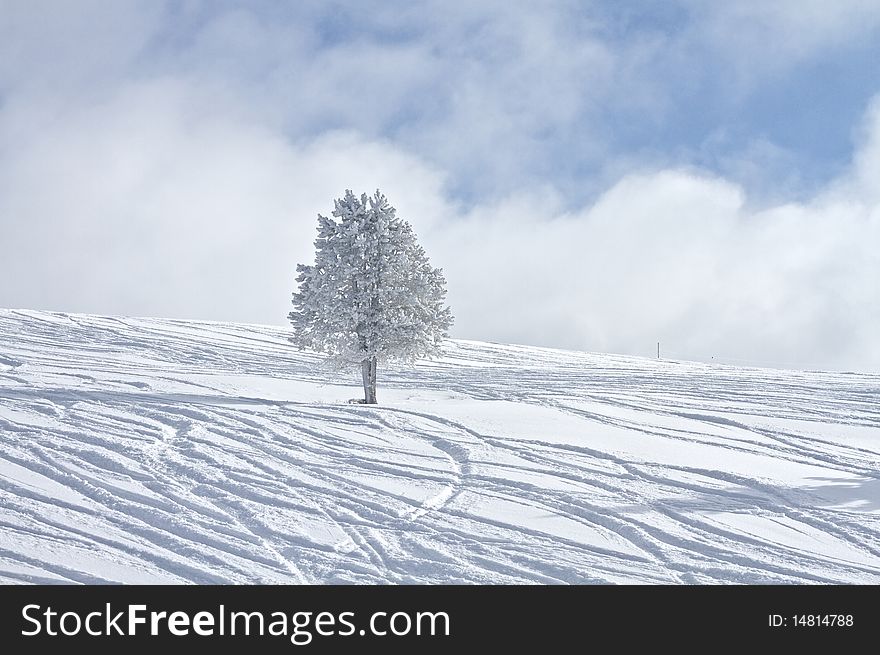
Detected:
[{"left": 1, "top": 1, "right": 879, "bottom": 371}]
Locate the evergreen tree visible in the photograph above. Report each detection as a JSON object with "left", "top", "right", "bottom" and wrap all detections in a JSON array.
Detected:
[{"left": 289, "top": 189, "right": 453, "bottom": 403}]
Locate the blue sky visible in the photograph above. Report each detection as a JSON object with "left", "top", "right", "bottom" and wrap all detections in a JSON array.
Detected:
[
  {"left": 129, "top": 0, "right": 880, "bottom": 203},
  {"left": 1, "top": 1, "right": 879, "bottom": 370}
]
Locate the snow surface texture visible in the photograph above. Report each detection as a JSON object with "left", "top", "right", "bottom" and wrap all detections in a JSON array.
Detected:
[{"left": 0, "top": 308, "right": 878, "bottom": 584}]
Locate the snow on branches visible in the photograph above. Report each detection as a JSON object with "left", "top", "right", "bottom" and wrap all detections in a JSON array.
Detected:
[{"left": 289, "top": 190, "right": 453, "bottom": 403}]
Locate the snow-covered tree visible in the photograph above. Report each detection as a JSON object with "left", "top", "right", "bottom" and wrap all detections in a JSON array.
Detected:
[{"left": 289, "top": 189, "right": 453, "bottom": 404}]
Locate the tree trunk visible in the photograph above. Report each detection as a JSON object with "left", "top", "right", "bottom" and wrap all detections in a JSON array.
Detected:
[
  {"left": 360, "top": 358, "right": 371, "bottom": 404},
  {"left": 361, "top": 356, "right": 378, "bottom": 404}
]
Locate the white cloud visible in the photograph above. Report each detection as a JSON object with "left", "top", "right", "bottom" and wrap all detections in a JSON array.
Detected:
[
  {"left": 0, "top": 2, "right": 878, "bottom": 372},
  {"left": 0, "top": 78, "right": 450, "bottom": 322},
  {"left": 0, "top": 0, "right": 164, "bottom": 91},
  {"left": 684, "top": 0, "right": 880, "bottom": 79},
  {"left": 425, "top": 130, "right": 880, "bottom": 371},
  {"left": 844, "top": 96, "right": 880, "bottom": 203}
]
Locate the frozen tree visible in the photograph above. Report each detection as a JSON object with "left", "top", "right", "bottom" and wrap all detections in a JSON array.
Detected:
[{"left": 289, "top": 189, "right": 453, "bottom": 404}]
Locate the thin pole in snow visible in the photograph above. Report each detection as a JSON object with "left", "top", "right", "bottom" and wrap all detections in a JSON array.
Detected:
[{"left": 657, "top": 341, "right": 660, "bottom": 359}]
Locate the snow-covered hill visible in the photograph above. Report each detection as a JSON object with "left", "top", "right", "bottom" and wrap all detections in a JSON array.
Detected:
[{"left": 0, "top": 308, "right": 878, "bottom": 584}]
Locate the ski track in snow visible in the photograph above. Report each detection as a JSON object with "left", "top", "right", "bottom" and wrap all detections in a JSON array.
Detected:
[{"left": 0, "top": 308, "right": 879, "bottom": 584}]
